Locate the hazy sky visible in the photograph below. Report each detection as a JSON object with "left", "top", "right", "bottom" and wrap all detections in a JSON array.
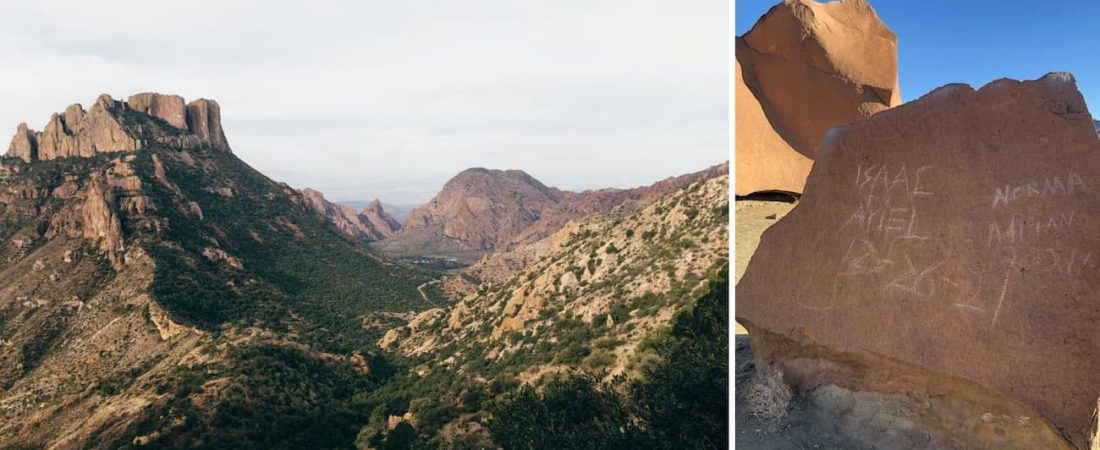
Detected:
[
  {"left": 0, "top": 1, "right": 728, "bottom": 204},
  {"left": 736, "top": 1, "right": 1100, "bottom": 113}
]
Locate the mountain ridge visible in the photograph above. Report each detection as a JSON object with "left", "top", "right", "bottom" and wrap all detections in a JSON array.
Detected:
[
  {"left": 373, "top": 162, "right": 728, "bottom": 265},
  {"left": 0, "top": 93, "right": 438, "bottom": 447},
  {"left": 367, "top": 173, "right": 730, "bottom": 446},
  {"left": 302, "top": 188, "right": 401, "bottom": 241}
]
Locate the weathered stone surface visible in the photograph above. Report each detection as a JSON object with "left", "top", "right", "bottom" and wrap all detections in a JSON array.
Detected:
[
  {"left": 82, "top": 173, "right": 125, "bottom": 269},
  {"left": 185, "top": 99, "right": 230, "bottom": 152},
  {"left": 737, "top": 73, "right": 1100, "bottom": 448},
  {"left": 5, "top": 93, "right": 232, "bottom": 163},
  {"left": 128, "top": 93, "right": 188, "bottom": 129},
  {"left": 22, "top": 96, "right": 139, "bottom": 161},
  {"left": 7, "top": 123, "right": 37, "bottom": 163},
  {"left": 736, "top": 0, "right": 900, "bottom": 195},
  {"left": 735, "top": 60, "right": 812, "bottom": 194}
]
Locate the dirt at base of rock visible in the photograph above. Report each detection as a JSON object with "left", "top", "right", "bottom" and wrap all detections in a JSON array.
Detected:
[{"left": 736, "top": 335, "right": 867, "bottom": 450}]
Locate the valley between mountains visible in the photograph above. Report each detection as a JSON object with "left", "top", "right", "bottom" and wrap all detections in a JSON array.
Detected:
[{"left": 0, "top": 93, "right": 729, "bottom": 449}]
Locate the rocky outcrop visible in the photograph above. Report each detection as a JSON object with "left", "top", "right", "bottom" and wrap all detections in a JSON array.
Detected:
[
  {"left": 360, "top": 199, "right": 401, "bottom": 237},
  {"left": 736, "top": 73, "right": 1100, "bottom": 449},
  {"left": 302, "top": 188, "right": 399, "bottom": 242},
  {"left": 374, "top": 163, "right": 727, "bottom": 264},
  {"left": 7, "top": 123, "right": 38, "bottom": 163},
  {"left": 82, "top": 174, "right": 126, "bottom": 269},
  {"left": 5, "top": 93, "right": 231, "bottom": 163},
  {"left": 736, "top": 0, "right": 900, "bottom": 195},
  {"left": 127, "top": 93, "right": 188, "bottom": 129},
  {"left": 37, "top": 95, "right": 140, "bottom": 160},
  {"left": 185, "top": 98, "right": 230, "bottom": 152}
]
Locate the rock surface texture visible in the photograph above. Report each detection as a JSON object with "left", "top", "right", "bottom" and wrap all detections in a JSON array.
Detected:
[
  {"left": 737, "top": 73, "right": 1100, "bottom": 449},
  {"left": 375, "top": 163, "right": 727, "bottom": 264},
  {"left": 184, "top": 98, "right": 230, "bottom": 152},
  {"left": 5, "top": 93, "right": 231, "bottom": 162},
  {"left": 736, "top": 0, "right": 900, "bottom": 195},
  {"left": 127, "top": 93, "right": 188, "bottom": 129}
]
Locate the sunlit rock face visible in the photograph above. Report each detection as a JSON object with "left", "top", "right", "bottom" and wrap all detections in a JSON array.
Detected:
[
  {"left": 736, "top": 0, "right": 901, "bottom": 195},
  {"left": 738, "top": 73, "right": 1100, "bottom": 449}
]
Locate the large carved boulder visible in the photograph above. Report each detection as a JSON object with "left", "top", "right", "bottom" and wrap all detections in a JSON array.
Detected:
[
  {"left": 736, "top": 0, "right": 901, "bottom": 195},
  {"left": 737, "top": 73, "right": 1100, "bottom": 449}
]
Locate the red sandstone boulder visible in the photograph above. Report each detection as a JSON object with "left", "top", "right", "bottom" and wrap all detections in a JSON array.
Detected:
[
  {"left": 736, "top": 0, "right": 900, "bottom": 195},
  {"left": 735, "top": 60, "right": 812, "bottom": 195},
  {"left": 737, "top": 73, "right": 1100, "bottom": 449}
]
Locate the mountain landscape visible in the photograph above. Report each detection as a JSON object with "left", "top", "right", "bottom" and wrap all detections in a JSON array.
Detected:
[
  {"left": 0, "top": 92, "right": 729, "bottom": 449},
  {"left": 369, "top": 173, "right": 729, "bottom": 447},
  {"left": 0, "top": 92, "right": 447, "bottom": 447},
  {"left": 372, "top": 164, "right": 727, "bottom": 266}
]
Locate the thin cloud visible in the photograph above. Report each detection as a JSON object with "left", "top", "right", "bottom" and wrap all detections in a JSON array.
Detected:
[{"left": 0, "top": 0, "right": 728, "bottom": 204}]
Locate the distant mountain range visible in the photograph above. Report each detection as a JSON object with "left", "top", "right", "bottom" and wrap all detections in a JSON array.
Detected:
[{"left": 338, "top": 200, "right": 417, "bottom": 222}]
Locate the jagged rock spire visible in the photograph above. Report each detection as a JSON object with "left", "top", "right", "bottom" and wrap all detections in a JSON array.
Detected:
[{"left": 5, "top": 92, "right": 232, "bottom": 163}]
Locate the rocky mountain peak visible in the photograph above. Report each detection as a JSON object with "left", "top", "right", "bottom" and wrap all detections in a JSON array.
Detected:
[
  {"left": 8, "top": 122, "right": 37, "bottom": 162},
  {"left": 5, "top": 93, "right": 231, "bottom": 163},
  {"left": 374, "top": 163, "right": 727, "bottom": 265},
  {"left": 302, "top": 188, "right": 400, "bottom": 241},
  {"left": 361, "top": 198, "right": 401, "bottom": 234}
]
